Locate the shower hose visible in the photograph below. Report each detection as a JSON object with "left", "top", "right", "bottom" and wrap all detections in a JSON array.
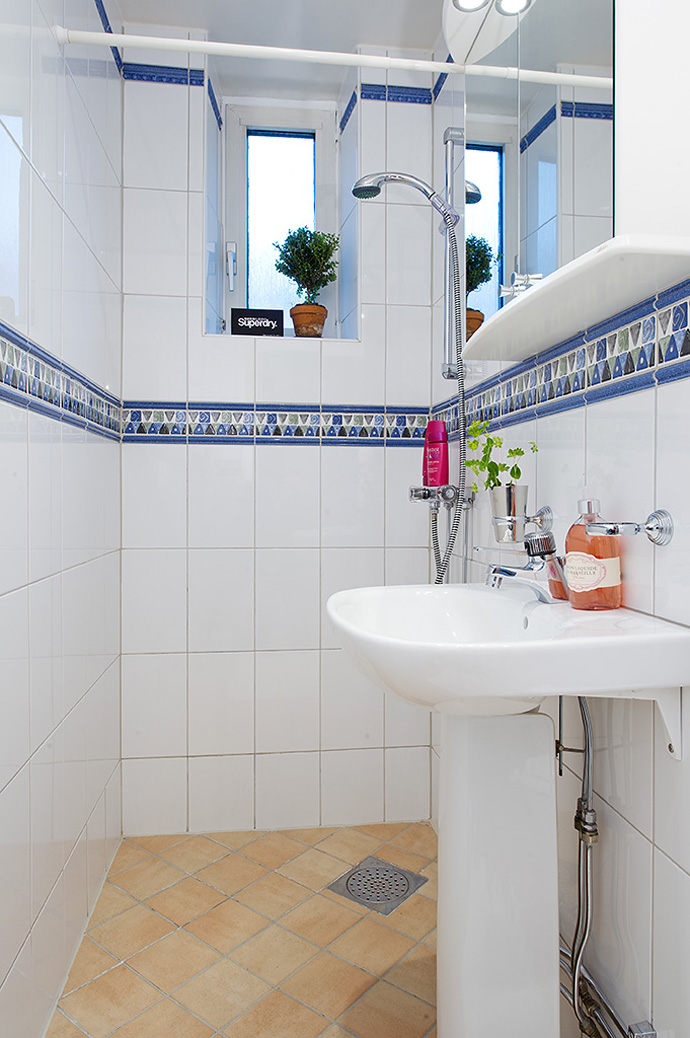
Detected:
[{"left": 431, "top": 213, "right": 467, "bottom": 584}]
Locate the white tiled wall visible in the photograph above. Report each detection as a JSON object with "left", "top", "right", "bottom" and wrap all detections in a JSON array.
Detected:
[
  {"left": 118, "top": 41, "right": 445, "bottom": 836},
  {"left": 0, "top": 0, "right": 123, "bottom": 1030}
]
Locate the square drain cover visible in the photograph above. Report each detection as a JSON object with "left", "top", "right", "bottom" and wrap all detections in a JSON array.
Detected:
[{"left": 327, "top": 855, "right": 428, "bottom": 915}]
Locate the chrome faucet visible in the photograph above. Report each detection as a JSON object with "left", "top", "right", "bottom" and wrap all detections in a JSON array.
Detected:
[{"left": 485, "top": 529, "right": 568, "bottom": 604}]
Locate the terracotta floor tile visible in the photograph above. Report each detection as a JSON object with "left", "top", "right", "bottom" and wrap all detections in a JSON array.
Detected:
[
  {"left": 223, "top": 989, "right": 328, "bottom": 1038},
  {"left": 320, "top": 1028, "right": 359, "bottom": 1038},
  {"left": 185, "top": 897, "right": 268, "bottom": 953},
  {"left": 207, "top": 830, "right": 265, "bottom": 851},
  {"left": 59, "top": 964, "right": 160, "bottom": 1038},
  {"left": 44, "top": 1010, "right": 87, "bottom": 1037},
  {"left": 64, "top": 937, "right": 119, "bottom": 994},
  {"left": 422, "top": 928, "right": 436, "bottom": 948},
  {"left": 109, "top": 841, "right": 154, "bottom": 876},
  {"left": 280, "top": 894, "right": 359, "bottom": 946},
  {"left": 174, "top": 958, "right": 271, "bottom": 1030},
  {"left": 230, "top": 924, "right": 318, "bottom": 984},
  {"left": 89, "top": 905, "right": 175, "bottom": 960},
  {"left": 110, "top": 996, "right": 215, "bottom": 1038},
  {"left": 338, "top": 980, "right": 435, "bottom": 1038},
  {"left": 384, "top": 944, "right": 436, "bottom": 1004},
  {"left": 354, "top": 823, "right": 409, "bottom": 841},
  {"left": 111, "top": 857, "right": 185, "bottom": 901},
  {"left": 197, "top": 854, "right": 268, "bottom": 896},
  {"left": 145, "top": 876, "right": 228, "bottom": 925},
  {"left": 314, "top": 830, "right": 383, "bottom": 865},
  {"left": 128, "top": 834, "right": 190, "bottom": 854},
  {"left": 375, "top": 844, "right": 431, "bottom": 874},
  {"left": 277, "top": 849, "right": 349, "bottom": 891},
  {"left": 321, "top": 888, "right": 370, "bottom": 917},
  {"left": 389, "top": 824, "right": 438, "bottom": 860},
  {"left": 281, "top": 827, "right": 338, "bottom": 846},
  {"left": 329, "top": 917, "right": 415, "bottom": 975},
  {"left": 158, "top": 835, "right": 229, "bottom": 873},
  {"left": 418, "top": 863, "right": 437, "bottom": 901},
  {"left": 378, "top": 895, "right": 436, "bottom": 942},
  {"left": 128, "top": 928, "right": 221, "bottom": 991},
  {"left": 185, "top": 896, "right": 269, "bottom": 950},
  {"left": 87, "top": 883, "right": 139, "bottom": 928},
  {"left": 235, "top": 873, "right": 311, "bottom": 918},
  {"left": 240, "top": 832, "right": 306, "bottom": 870},
  {"left": 280, "top": 952, "right": 376, "bottom": 1018}
]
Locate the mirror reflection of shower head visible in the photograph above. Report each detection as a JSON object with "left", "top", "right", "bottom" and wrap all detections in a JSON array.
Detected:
[
  {"left": 352, "top": 172, "right": 480, "bottom": 212},
  {"left": 352, "top": 172, "right": 466, "bottom": 223}
]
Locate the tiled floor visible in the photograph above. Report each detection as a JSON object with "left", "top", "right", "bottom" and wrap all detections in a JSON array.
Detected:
[{"left": 47, "top": 823, "right": 438, "bottom": 1038}]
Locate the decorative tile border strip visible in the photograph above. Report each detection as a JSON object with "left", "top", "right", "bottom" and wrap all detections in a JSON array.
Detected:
[
  {"left": 433, "top": 280, "right": 690, "bottom": 435},
  {"left": 122, "top": 63, "right": 204, "bottom": 86},
  {"left": 520, "top": 100, "right": 614, "bottom": 154},
  {"left": 208, "top": 79, "right": 223, "bottom": 131},
  {"left": 0, "top": 323, "right": 121, "bottom": 441},
  {"left": 340, "top": 90, "right": 357, "bottom": 134}
]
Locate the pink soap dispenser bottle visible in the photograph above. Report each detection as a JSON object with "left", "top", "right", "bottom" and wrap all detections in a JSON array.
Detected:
[{"left": 423, "top": 420, "right": 449, "bottom": 486}]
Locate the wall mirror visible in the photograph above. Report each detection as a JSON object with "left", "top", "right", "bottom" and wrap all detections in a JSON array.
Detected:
[{"left": 445, "top": 0, "right": 613, "bottom": 322}]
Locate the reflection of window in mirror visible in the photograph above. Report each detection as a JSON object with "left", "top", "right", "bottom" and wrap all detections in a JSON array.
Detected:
[
  {"left": 466, "top": 144, "right": 503, "bottom": 321},
  {"left": 217, "top": 103, "right": 338, "bottom": 337}
]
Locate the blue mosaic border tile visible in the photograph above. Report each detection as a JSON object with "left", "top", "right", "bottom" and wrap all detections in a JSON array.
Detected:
[
  {"left": 0, "top": 327, "right": 121, "bottom": 440},
  {"left": 208, "top": 79, "right": 222, "bottom": 131},
  {"left": 122, "top": 63, "right": 204, "bottom": 86},
  {"left": 340, "top": 90, "right": 357, "bottom": 134},
  {"left": 434, "top": 281, "right": 690, "bottom": 436},
  {"left": 520, "top": 106, "right": 557, "bottom": 154},
  {"left": 520, "top": 100, "right": 614, "bottom": 154}
]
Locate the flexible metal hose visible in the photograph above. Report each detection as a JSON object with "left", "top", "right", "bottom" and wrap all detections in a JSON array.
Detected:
[
  {"left": 433, "top": 214, "right": 467, "bottom": 584},
  {"left": 570, "top": 696, "right": 599, "bottom": 1036}
]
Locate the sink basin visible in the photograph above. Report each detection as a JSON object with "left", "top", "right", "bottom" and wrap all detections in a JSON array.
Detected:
[{"left": 327, "top": 582, "right": 690, "bottom": 718}]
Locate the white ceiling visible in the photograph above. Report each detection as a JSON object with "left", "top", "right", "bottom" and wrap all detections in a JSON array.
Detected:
[{"left": 115, "top": 0, "right": 446, "bottom": 100}]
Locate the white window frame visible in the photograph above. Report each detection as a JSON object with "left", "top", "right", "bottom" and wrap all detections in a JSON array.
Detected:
[{"left": 223, "top": 99, "right": 338, "bottom": 330}]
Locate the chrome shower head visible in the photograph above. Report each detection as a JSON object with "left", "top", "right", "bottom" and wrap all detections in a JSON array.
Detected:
[
  {"left": 466, "top": 180, "right": 482, "bottom": 204},
  {"left": 352, "top": 171, "right": 460, "bottom": 225}
]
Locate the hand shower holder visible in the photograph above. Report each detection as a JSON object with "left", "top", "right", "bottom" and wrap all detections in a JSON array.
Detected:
[{"left": 585, "top": 509, "right": 674, "bottom": 546}]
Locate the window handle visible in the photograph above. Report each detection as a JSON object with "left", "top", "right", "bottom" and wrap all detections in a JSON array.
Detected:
[{"left": 226, "top": 241, "right": 237, "bottom": 291}]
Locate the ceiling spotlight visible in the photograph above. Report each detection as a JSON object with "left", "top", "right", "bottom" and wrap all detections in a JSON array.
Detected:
[
  {"left": 451, "top": 0, "right": 490, "bottom": 11},
  {"left": 495, "top": 0, "right": 533, "bottom": 13}
]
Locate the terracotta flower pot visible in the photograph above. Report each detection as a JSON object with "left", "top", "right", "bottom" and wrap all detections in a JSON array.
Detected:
[
  {"left": 290, "top": 303, "right": 328, "bottom": 337},
  {"left": 466, "top": 307, "right": 485, "bottom": 339}
]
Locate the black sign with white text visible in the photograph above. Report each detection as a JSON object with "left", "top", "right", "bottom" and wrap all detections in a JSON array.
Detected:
[{"left": 231, "top": 308, "right": 284, "bottom": 336}]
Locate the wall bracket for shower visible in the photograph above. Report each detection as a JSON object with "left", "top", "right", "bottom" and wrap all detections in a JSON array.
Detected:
[
  {"left": 585, "top": 509, "right": 674, "bottom": 546},
  {"left": 409, "top": 484, "right": 465, "bottom": 511}
]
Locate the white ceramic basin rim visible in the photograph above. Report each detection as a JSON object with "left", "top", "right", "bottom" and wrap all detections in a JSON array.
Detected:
[{"left": 326, "top": 583, "right": 690, "bottom": 717}]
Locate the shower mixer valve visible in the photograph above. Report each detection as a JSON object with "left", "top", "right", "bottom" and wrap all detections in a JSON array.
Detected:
[{"left": 409, "top": 484, "right": 462, "bottom": 511}]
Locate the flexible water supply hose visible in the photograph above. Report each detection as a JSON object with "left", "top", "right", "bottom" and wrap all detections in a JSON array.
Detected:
[{"left": 432, "top": 214, "right": 467, "bottom": 584}]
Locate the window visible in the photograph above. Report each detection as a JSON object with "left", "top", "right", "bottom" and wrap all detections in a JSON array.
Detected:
[
  {"left": 223, "top": 102, "right": 337, "bottom": 336},
  {"left": 466, "top": 144, "right": 504, "bottom": 319},
  {"left": 246, "top": 129, "right": 316, "bottom": 317}
]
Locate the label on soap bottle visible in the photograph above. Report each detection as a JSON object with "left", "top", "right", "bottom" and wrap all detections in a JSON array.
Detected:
[{"left": 566, "top": 552, "right": 621, "bottom": 593}]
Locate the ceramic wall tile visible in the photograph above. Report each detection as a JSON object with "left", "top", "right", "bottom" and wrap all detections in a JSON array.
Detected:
[
  {"left": 255, "top": 445, "right": 320, "bottom": 548},
  {"left": 123, "top": 187, "right": 187, "bottom": 296},
  {"left": 321, "top": 748, "right": 384, "bottom": 826},
  {"left": 384, "top": 747, "right": 430, "bottom": 822},
  {"left": 321, "top": 446, "right": 385, "bottom": 548},
  {"left": 255, "top": 337, "right": 321, "bottom": 404},
  {"left": 124, "top": 80, "right": 189, "bottom": 191},
  {"left": 255, "top": 549, "right": 320, "bottom": 651},
  {"left": 652, "top": 849, "right": 690, "bottom": 1037},
  {"left": 188, "top": 443, "right": 255, "bottom": 548},
  {"left": 188, "top": 549, "right": 254, "bottom": 652},
  {"left": 122, "top": 444, "right": 188, "bottom": 548},
  {"left": 321, "top": 305, "right": 386, "bottom": 407},
  {"left": 122, "top": 294, "right": 187, "bottom": 400},
  {"left": 320, "top": 547, "right": 385, "bottom": 650},
  {"left": 385, "top": 204, "right": 432, "bottom": 307},
  {"left": 121, "top": 654, "right": 187, "bottom": 758},
  {"left": 255, "top": 752, "right": 320, "bottom": 829},
  {"left": 188, "top": 652, "right": 254, "bottom": 756},
  {"left": 122, "top": 757, "right": 188, "bottom": 836},
  {"left": 255, "top": 650, "right": 320, "bottom": 753},
  {"left": 188, "top": 755, "right": 254, "bottom": 833},
  {"left": 121, "top": 549, "right": 187, "bottom": 654},
  {"left": 385, "top": 305, "right": 432, "bottom": 407},
  {"left": 320, "top": 649, "right": 384, "bottom": 751},
  {"left": 656, "top": 379, "right": 690, "bottom": 625},
  {"left": 0, "top": 589, "right": 29, "bottom": 793}
]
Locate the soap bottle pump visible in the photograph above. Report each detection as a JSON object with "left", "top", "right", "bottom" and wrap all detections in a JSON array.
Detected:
[
  {"left": 422, "top": 420, "right": 449, "bottom": 487},
  {"left": 565, "top": 498, "right": 622, "bottom": 610}
]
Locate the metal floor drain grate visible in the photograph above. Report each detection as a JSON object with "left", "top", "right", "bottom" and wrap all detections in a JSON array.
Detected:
[{"left": 327, "top": 856, "right": 428, "bottom": 915}]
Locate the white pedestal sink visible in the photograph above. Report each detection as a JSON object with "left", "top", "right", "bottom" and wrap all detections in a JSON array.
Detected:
[{"left": 327, "top": 583, "right": 690, "bottom": 1038}]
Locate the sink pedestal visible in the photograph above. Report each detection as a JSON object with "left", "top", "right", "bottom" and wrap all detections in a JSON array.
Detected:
[{"left": 437, "top": 713, "right": 560, "bottom": 1038}]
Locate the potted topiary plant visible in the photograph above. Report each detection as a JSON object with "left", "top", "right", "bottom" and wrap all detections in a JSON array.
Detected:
[
  {"left": 274, "top": 227, "right": 340, "bottom": 337},
  {"left": 465, "top": 234, "right": 496, "bottom": 339}
]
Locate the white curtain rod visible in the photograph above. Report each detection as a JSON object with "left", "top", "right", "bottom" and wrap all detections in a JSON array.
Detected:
[{"left": 52, "top": 27, "right": 613, "bottom": 91}]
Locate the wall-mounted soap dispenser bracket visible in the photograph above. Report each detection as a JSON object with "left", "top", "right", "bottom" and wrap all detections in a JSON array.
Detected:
[{"left": 585, "top": 509, "right": 674, "bottom": 546}]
